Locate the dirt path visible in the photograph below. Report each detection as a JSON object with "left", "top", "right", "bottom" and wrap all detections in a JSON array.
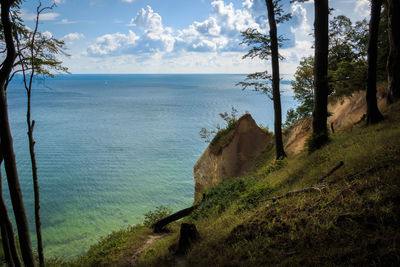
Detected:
[{"left": 128, "top": 233, "right": 167, "bottom": 265}]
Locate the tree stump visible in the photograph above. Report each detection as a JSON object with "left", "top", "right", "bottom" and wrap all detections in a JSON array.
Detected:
[{"left": 176, "top": 223, "right": 199, "bottom": 255}]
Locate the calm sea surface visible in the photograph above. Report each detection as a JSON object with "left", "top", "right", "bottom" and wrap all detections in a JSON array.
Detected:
[{"left": 2, "top": 74, "right": 295, "bottom": 258}]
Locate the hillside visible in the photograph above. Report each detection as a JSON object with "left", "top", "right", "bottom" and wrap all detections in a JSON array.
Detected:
[{"left": 59, "top": 98, "right": 400, "bottom": 266}]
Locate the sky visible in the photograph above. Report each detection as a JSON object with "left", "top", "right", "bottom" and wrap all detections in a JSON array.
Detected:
[{"left": 19, "top": 0, "right": 371, "bottom": 77}]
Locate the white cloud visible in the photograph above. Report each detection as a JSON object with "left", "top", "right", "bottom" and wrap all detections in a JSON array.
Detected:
[
  {"left": 88, "top": 1, "right": 267, "bottom": 57},
  {"left": 176, "top": 0, "right": 265, "bottom": 53},
  {"left": 87, "top": 31, "right": 139, "bottom": 56},
  {"left": 63, "top": 32, "right": 85, "bottom": 42},
  {"left": 41, "top": 31, "right": 53, "bottom": 39},
  {"left": 84, "top": 0, "right": 317, "bottom": 76},
  {"left": 59, "top": 18, "right": 77, "bottom": 24},
  {"left": 290, "top": 2, "right": 311, "bottom": 41},
  {"left": 129, "top": 5, "right": 164, "bottom": 32},
  {"left": 121, "top": 0, "right": 135, "bottom": 2},
  {"left": 273, "top": 1, "right": 314, "bottom": 77},
  {"left": 21, "top": 10, "right": 60, "bottom": 21},
  {"left": 355, "top": 0, "right": 370, "bottom": 17}
]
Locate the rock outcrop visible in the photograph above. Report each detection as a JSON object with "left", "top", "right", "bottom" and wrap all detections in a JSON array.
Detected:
[
  {"left": 193, "top": 88, "right": 388, "bottom": 201},
  {"left": 193, "top": 114, "right": 272, "bottom": 201},
  {"left": 285, "top": 87, "right": 388, "bottom": 154}
]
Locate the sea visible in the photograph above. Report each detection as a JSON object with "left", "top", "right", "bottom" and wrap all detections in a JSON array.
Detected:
[{"left": 2, "top": 74, "right": 296, "bottom": 259}]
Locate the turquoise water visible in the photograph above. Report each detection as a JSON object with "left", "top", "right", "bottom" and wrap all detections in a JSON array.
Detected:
[{"left": 2, "top": 74, "right": 295, "bottom": 258}]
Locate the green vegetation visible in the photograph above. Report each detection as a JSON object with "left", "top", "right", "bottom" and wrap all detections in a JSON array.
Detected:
[
  {"left": 0, "top": 240, "right": 4, "bottom": 266},
  {"left": 285, "top": 14, "right": 388, "bottom": 128},
  {"left": 44, "top": 102, "right": 400, "bottom": 267},
  {"left": 66, "top": 225, "right": 151, "bottom": 266},
  {"left": 143, "top": 206, "right": 173, "bottom": 228},
  {"left": 200, "top": 107, "right": 240, "bottom": 154},
  {"left": 56, "top": 96, "right": 400, "bottom": 267},
  {"left": 136, "top": 102, "right": 398, "bottom": 266}
]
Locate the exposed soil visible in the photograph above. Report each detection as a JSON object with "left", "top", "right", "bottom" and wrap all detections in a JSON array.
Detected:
[{"left": 126, "top": 233, "right": 167, "bottom": 266}]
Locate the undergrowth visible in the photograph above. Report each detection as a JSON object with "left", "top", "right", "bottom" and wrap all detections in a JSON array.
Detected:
[{"left": 136, "top": 102, "right": 400, "bottom": 266}]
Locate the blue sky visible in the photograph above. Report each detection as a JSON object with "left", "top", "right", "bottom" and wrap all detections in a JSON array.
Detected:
[{"left": 20, "top": 0, "right": 370, "bottom": 77}]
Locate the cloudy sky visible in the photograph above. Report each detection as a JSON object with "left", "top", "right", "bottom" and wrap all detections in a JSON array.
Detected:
[{"left": 20, "top": 0, "right": 370, "bottom": 77}]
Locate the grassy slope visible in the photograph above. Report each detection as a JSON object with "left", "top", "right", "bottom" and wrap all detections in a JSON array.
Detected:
[
  {"left": 59, "top": 101, "right": 400, "bottom": 266},
  {"left": 137, "top": 102, "right": 400, "bottom": 266}
]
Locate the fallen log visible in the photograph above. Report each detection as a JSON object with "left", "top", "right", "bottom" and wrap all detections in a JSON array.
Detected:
[
  {"left": 152, "top": 206, "right": 196, "bottom": 233},
  {"left": 269, "top": 185, "right": 327, "bottom": 202},
  {"left": 266, "top": 161, "right": 344, "bottom": 202},
  {"left": 317, "top": 161, "right": 344, "bottom": 183}
]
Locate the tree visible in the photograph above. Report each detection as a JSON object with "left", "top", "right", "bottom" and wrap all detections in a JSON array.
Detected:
[
  {"left": 13, "top": 3, "right": 67, "bottom": 266},
  {"left": 238, "top": 0, "right": 290, "bottom": 159},
  {"left": 0, "top": 149, "right": 22, "bottom": 267},
  {"left": 0, "top": 2, "right": 68, "bottom": 266},
  {"left": 366, "top": 0, "right": 384, "bottom": 124},
  {"left": 264, "top": 0, "right": 287, "bottom": 159},
  {"left": 386, "top": 0, "right": 400, "bottom": 102},
  {"left": 0, "top": 0, "right": 36, "bottom": 265},
  {"left": 285, "top": 56, "right": 314, "bottom": 126},
  {"left": 311, "top": 0, "right": 330, "bottom": 149}
]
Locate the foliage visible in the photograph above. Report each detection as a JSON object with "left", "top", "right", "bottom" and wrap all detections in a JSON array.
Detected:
[
  {"left": 69, "top": 225, "right": 150, "bottom": 267},
  {"left": 191, "top": 176, "right": 257, "bottom": 220},
  {"left": 285, "top": 15, "right": 374, "bottom": 127},
  {"left": 0, "top": 2, "right": 69, "bottom": 86},
  {"left": 258, "top": 123, "right": 272, "bottom": 134},
  {"left": 306, "top": 131, "right": 330, "bottom": 152},
  {"left": 284, "top": 56, "right": 314, "bottom": 127},
  {"left": 236, "top": 70, "right": 272, "bottom": 97},
  {"left": 261, "top": 158, "right": 287, "bottom": 176},
  {"left": 237, "top": 0, "right": 291, "bottom": 96},
  {"left": 200, "top": 107, "right": 241, "bottom": 154},
  {"left": 143, "top": 206, "right": 173, "bottom": 227}
]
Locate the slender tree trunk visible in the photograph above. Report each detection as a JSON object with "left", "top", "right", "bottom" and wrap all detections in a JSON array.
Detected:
[
  {"left": 386, "top": 0, "right": 400, "bottom": 103},
  {"left": 312, "top": 0, "right": 329, "bottom": 147},
  {"left": 27, "top": 103, "right": 44, "bottom": 267},
  {"left": 265, "top": 0, "right": 286, "bottom": 159},
  {"left": 0, "top": 220, "right": 14, "bottom": 267},
  {"left": 367, "top": 0, "right": 384, "bottom": 124},
  {"left": 0, "top": 158, "right": 22, "bottom": 267},
  {"left": 20, "top": 6, "right": 46, "bottom": 265},
  {"left": 0, "top": 1, "right": 35, "bottom": 266}
]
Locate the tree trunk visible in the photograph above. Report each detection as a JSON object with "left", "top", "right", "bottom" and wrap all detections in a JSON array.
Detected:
[
  {"left": 0, "top": 2, "right": 35, "bottom": 266},
  {"left": 152, "top": 206, "right": 195, "bottom": 233},
  {"left": 312, "top": 0, "right": 330, "bottom": 147},
  {"left": 0, "top": 162, "right": 22, "bottom": 267},
  {"left": 386, "top": 0, "right": 400, "bottom": 103},
  {"left": 28, "top": 120, "right": 44, "bottom": 267},
  {"left": 176, "top": 223, "right": 199, "bottom": 255},
  {"left": 265, "top": 0, "right": 286, "bottom": 159},
  {"left": 367, "top": 0, "right": 384, "bottom": 124}
]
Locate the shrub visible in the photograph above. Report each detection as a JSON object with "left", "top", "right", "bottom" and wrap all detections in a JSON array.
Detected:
[{"left": 143, "top": 206, "right": 173, "bottom": 227}]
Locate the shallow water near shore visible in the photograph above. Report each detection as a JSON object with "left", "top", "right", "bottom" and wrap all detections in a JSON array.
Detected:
[{"left": 2, "top": 74, "right": 295, "bottom": 258}]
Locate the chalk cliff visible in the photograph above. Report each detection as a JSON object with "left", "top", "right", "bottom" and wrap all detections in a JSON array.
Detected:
[{"left": 193, "top": 114, "right": 272, "bottom": 201}]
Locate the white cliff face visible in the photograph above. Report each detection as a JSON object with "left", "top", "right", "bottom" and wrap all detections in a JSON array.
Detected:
[{"left": 193, "top": 114, "right": 272, "bottom": 201}]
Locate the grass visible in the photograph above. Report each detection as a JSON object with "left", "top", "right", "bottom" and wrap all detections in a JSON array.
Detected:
[
  {"left": 209, "top": 120, "right": 237, "bottom": 154},
  {"left": 63, "top": 225, "right": 152, "bottom": 266},
  {"left": 3, "top": 102, "right": 400, "bottom": 266},
  {"left": 134, "top": 101, "right": 400, "bottom": 266}
]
